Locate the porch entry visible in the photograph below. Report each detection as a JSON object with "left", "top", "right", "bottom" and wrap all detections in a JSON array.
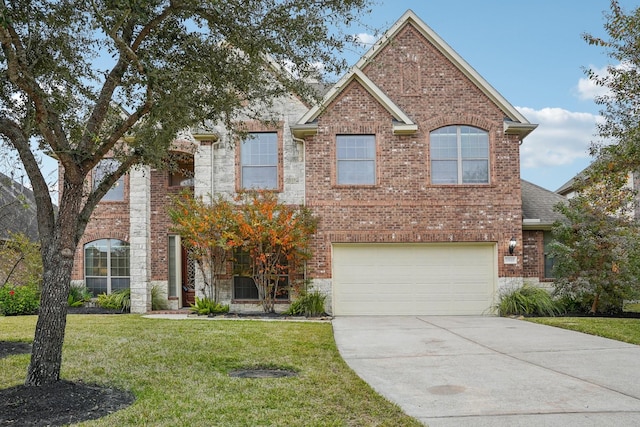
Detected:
[{"left": 168, "top": 235, "right": 196, "bottom": 307}]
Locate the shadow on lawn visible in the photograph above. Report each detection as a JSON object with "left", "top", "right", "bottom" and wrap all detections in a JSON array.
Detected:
[{"left": 0, "top": 342, "right": 134, "bottom": 427}]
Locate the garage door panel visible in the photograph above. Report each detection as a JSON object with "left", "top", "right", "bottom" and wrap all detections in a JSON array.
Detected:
[{"left": 333, "top": 243, "right": 496, "bottom": 315}]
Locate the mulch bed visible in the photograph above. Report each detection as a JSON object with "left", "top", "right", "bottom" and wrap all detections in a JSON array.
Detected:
[
  {"left": 67, "top": 306, "right": 127, "bottom": 315},
  {"left": 0, "top": 342, "right": 134, "bottom": 426}
]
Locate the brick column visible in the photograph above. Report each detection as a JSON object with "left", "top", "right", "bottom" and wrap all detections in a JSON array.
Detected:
[{"left": 129, "top": 166, "right": 151, "bottom": 313}]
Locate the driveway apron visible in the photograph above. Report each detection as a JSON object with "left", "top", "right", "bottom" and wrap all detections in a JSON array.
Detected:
[{"left": 332, "top": 316, "right": 640, "bottom": 426}]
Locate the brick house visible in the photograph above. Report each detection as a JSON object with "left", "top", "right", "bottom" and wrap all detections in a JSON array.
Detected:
[{"left": 70, "top": 10, "right": 560, "bottom": 315}]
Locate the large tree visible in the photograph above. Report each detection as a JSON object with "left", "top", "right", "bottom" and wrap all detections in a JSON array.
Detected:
[
  {"left": 585, "top": 1, "right": 640, "bottom": 172},
  {"left": 551, "top": 0, "right": 640, "bottom": 313},
  {"left": 551, "top": 172, "right": 640, "bottom": 313},
  {"left": 0, "top": 0, "right": 371, "bottom": 386}
]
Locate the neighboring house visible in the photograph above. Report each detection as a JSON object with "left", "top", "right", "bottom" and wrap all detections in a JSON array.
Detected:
[
  {"left": 70, "top": 10, "right": 560, "bottom": 315},
  {"left": 557, "top": 166, "right": 640, "bottom": 220},
  {"left": 521, "top": 180, "right": 566, "bottom": 287},
  {"left": 0, "top": 172, "right": 39, "bottom": 242}
]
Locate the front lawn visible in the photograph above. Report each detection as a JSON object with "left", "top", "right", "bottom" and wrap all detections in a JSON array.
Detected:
[
  {"left": 527, "top": 317, "right": 640, "bottom": 345},
  {"left": 0, "top": 315, "right": 422, "bottom": 426}
]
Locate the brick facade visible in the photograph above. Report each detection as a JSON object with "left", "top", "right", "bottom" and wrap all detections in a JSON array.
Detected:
[
  {"left": 71, "top": 11, "right": 546, "bottom": 313},
  {"left": 304, "top": 24, "right": 524, "bottom": 280}
]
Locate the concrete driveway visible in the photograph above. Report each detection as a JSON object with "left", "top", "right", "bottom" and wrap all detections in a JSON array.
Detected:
[{"left": 332, "top": 316, "right": 640, "bottom": 426}]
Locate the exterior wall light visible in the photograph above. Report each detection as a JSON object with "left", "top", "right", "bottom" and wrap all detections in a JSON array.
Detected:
[{"left": 508, "top": 237, "right": 517, "bottom": 255}]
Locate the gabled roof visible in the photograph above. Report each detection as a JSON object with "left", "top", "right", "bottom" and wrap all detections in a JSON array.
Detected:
[
  {"left": 556, "top": 164, "right": 591, "bottom": 195},
  {"left": 521, "top": 180, "right": 567, "bottom": 229},
  {"left": 292, "top": 9, "right": 537, "bottom": 139},
  {"left": 292, "top": 66, "right": 418, "bottom": 138}
]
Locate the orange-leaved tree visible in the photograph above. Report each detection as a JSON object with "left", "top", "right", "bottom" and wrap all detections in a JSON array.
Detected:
[
  {"left": 168, "top": 192, "right": 239, "bottom": 303},
  {"left": 235, "top": 191, "right": 318, "bottom": 313}
]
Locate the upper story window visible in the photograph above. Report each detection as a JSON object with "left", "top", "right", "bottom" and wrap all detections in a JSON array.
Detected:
[
  {"left": 93, "top": 159, "right": 124, "bottom": 201},
  {"left": 430, "top": 126, "right": 489, "bottom": 184},
  {"left": 336, "top": 135, "right": 376, "bottom": 185},
  {"left": 240, "top": 132, "right": 278, "bottom": 190},
  {"left": 169, "top": 157, "right": 195, "bottom": 188}
]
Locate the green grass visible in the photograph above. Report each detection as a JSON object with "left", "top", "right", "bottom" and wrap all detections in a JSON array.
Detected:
[
  {"left": 527, "top": 317, "right": 640, "bottom": 345},
  {"left": 624, "top": 302, "right": 640, "bottom": 313},
  {"left": 0, "top": 315, "right": 422, "bottom": 426}
]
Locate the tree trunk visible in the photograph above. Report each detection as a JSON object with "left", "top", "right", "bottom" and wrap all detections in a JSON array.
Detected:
[
  {"left": 590, "top": 293, "right": 600, "bottom": 314},
  {"left": 25, "top": 247, "right": 74, "bottom": 385},
  {"left": 25, "top": 178, "right": 84, "bottom": 386}
]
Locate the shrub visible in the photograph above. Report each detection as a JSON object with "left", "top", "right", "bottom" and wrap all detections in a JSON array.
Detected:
[
  {"left": 285, "top": 290, "right": 327, "bottom": 317},
  {"left": 496, "top": 284, "right": 562, "bottom": 317},
  {"left": 190, "top": 297, "right": 229, "bottom": 316},
  {"left": 96, "top": 289, "right": 131, "bottom": 312},
  {"left": 151, "top": 284, "right": 169, "bottom": 311},
  {"left": 68, "top": 285, "right": 93, "bottom": 307},
  {"left": 0, "top": 283, "right": 40, "bottom": 316}
]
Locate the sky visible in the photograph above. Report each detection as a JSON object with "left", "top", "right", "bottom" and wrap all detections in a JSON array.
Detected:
[
  {"left": 342, "top": 0, "right": 639, "bottom": 191},
  {"left": 16, "top": 0, "right": 639, "bottom": 198}
]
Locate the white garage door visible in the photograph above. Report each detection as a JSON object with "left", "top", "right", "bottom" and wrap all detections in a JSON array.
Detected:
[{"left": 332, "top": 243, "right": 496, "bottom": 315}]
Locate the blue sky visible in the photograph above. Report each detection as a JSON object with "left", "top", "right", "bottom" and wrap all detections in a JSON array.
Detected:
[
  {"left": 343, "top": 0, "right": 639, "bottom": 191},
  {"left": 21, "top": 1, "right": 638, "bottom": 198}
]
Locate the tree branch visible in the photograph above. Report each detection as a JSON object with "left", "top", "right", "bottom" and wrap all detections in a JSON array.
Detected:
[{"left": 0, "top": 117, "right": 55, "bottom": 242}]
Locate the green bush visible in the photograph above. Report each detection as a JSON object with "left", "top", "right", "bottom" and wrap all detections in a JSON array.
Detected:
[
  {"left": 68, "top": 285, "right": 92, "bottom": 307},
  {"left": 496, "top": 284, "right": 562, "bottom": 317},
  {"left": 190, "top": 297, "right": 229, "bottom": 315},
  {"left": 96, "top": 289, "right": 131, "bottom": 312},
  {"left": 0, "top": 284, "right": 40, "bottom": 316},
  {"left": 285, "top": 290, "right": 327, "bottom": 317},
  {"left": 151, "top": 284, "right": 169, "bottom": 311}
]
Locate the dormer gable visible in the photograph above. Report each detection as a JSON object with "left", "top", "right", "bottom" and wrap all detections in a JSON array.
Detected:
[
  {"left": 292, "top": 68, "right": 417, "bottom": 138},
  {"left": 293, "top": 9, "right": 537, "bottom": 139}
]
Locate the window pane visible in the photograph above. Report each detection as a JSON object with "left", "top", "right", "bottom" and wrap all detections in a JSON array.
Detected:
[
  {"left": 544, "top": 231, "right": 555, "bottom": 278},
  {"left": 234, "top": 276, "right": 259, "bottom": 299},
  {"left": 168, "top": 236, "right": 178, "bottom": 297},
  {"left": 111, "top": 278, "right": 130, "bottom": 292},
  {"left": 94, "top": 159, "right": 124, "bottom": 201},
  {"left": 337, "top": 135, "right": 375, "bottom": 185},
  {"left": 338, "top": 160, "right": 375, "bottom": 185},
  {"left": 461, "top": 128, "right": 488, "bottom": 158},
  {"left": 432, "top": 160, "right": 458, "bottom": 184},
  {"left": 430, "top": 127, "right": 457, "bottom": 159},
  {"left": 462, "top": 160, "right": 489, "bottom": 183},
  {"left": 275, "top": 276, "right": 289, "bottom": 300},
  {"left": 84, "top": 239, "right": 130, "bottom": 295},
  {"left": 431, "top": 139, "right": 458, "bottom": 159},
  {"left": 86, "top": 277, "right": 107, "bottom": 296},
  {"left": 85, "top": 240, "right": 108, "bottom": 277},
  {"left": 241, "top": 133, "right": 277, "bottom": 189},
  {"left": 431, "top": 126, "right": 488, "bottom": 184},
  {"left": 110, "top": 241, "right": 130, "bottom": 277},
  {"left": 242, "top": 166, "right": 278, "bottom": 189}
]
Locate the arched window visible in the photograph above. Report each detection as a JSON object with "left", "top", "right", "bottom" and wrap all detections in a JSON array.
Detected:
[
  {"left": 84, "top": 239, "right": 130, "bottom": 296},
  {"left": 430, "top": 125, "right": 489, "bottom": 184}
]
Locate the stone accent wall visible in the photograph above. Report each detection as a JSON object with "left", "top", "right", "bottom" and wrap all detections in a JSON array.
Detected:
[
  {"left": 195, "top": 95, "right": 308, "bottom": 206},
  {"left": 308, "top": 278, "right": 333, "bottom": 315},
  {"left": 129, "top": 166, "right": 151, "bottom": 313}
]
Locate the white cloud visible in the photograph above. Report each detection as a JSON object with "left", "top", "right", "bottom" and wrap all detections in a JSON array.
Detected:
[
  {"left": 517, "top": 106, "right": 602, "bottom": 169},
  {"left": 576, "top": 64, "right": 615, "bottom": 101},
  {"left": 353, "top": 32, "right": 377, "bottom": 48}
]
